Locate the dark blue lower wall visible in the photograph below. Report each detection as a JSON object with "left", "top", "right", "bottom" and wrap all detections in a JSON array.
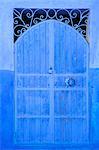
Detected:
[
  {"left": 0, "top": 69, "right": 99, "bottom": 149},
  {"left": 89, "top": 69, "right": 99, "bottom": 144},
  {"left": 0, "top": 70, "right": 14, "bottom": 149}
]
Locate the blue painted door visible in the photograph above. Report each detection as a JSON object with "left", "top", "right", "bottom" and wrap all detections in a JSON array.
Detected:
[{"left": 14, "top": 20, "right": 89, "bottom": 146}]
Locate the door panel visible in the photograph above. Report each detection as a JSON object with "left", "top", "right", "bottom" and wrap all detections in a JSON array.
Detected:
[
  {"left": 16, "top": 23, "right": 49, "bottom": 74},
  {"left": 17, "top": 90, "right": 50, "bottom": 115},
  {"left": 54, "top": 91, "right": 69, "bottom": 115},
  {"left": 15, "top": 21, "right": 52, "bottom": 144},
  {"left": 53, "top": 21, "right": 88, "bottom": 144},
  {"left": 54, "top": 118, "right": 87, "bottom": 143},
  {"left": 14, "top": 20, "right": 89, "bottom": 145},
  {"left": 54, "top": 91, "right": 86, "bottom": 116},
  {"left": 16, "top": 118, "right": 50, "bottom": 144},
  {"left": 54, "top": 22, "right": 87, "bottom": 73},
  {"left": 17, "top": 76, "right": 49, "bottom": 88}
]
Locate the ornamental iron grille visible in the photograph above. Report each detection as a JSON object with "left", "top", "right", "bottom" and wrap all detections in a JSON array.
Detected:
[
  {"left": 14, "top": 8, "right": 89, "bottom": 146},
  {"left": 13, "top": 8, "right": 89, "bottom": 42}
]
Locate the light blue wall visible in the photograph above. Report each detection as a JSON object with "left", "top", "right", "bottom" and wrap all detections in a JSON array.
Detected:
[{"left": 0, "top": 0, "right": 99, "bottom": 70}]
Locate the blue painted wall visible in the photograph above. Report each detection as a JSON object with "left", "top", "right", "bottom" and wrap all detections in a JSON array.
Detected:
[
  {"left": 0, "top": 69, "right": 99, "bottom": 149},
  {"left": 0, "top": 71, "right": 14, "bottom": 149},
  {"left": 89, "top": 69, "right": 99, "bottom": 144}
]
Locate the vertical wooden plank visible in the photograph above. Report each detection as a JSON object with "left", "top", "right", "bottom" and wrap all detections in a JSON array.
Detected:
[
  {"left": 35, "top": 25, "right": 40, "bottom": 73},
  {"left": 45, "top": 22, "right": 50, "bottom": 74},
  {"left": 65, "top": 25, "right": 71, "bottom": 73},
  {"left": 40, "top": 91, "right": 50, "bottom": 116},
  {"left": 48, "top": 21, "right": 55, "bottom": 142},
  {"left": 35, "top": 118, "right": 41, "bottom": 143},
  {"left": 54, "top": 91, "right": 69, "bottom": 116},
  {"left": 16, "top": 38, "right": 24, "bottom": 73},
  {"left": 29, "top": 27, "right": 34, "bottom": 73},
  {"left": 29, "top": 119, "right": 35, "bottom": 143},
  {"left": 54, "top": 91, "right": 59, "bottom": 115},
  {"left": 39, "top": 23, "right": 46, "bottom": 73},
  {"left": 76, "top": 35, "right": 89, "bottom": 141},
  {"left": 14, "top": 43, "right": 18, "bottom": 143},
  {"left": 40, "top": 118, "right": 50, "bottom": 143},
  {"left": 59, "top": 23, "right": 66, "bottom": 73},
  {"left": 65, "top": 26, "right": 72, "bottom": 144},
  {"left": 69, "top": 27, "right": 77, "bottom": 73},
  {"left": 23, "top": 35, "right": 28, "bottom": 73},
  {"left": 54, "top": 21, "right": 60, "bottom": 73},
  {"left": 54, "top": 118, "right": 61, "bottom": 143},
  {"left": 71, "top": 119, "right": 81, "bottom": 143},
  {"left": 54, "top": 23, "right": 72, "bottom": 73},
  {"left": 15, "top": 39, "right": 25, "bottom": 141},
  {"left": 86, "top": 43, "right": 89, "bottom": 142},
  {"left": 39, "top": 23, "right": 49, "bottom": 143},
  {"left": 76, "top": 32, "right": 87, "bottom": 73}
]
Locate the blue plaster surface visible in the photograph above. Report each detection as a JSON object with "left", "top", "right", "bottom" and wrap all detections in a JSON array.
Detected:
[
  {"left": 89, "top": 69, "right": 99, "bottom": 144},
  {"left": 0, "top": 71, "right": 14, "bottom": 149}
]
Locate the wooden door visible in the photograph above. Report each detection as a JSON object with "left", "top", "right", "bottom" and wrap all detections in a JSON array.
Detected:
[
  {"left": 54, "top": 21, "right": 89, "bottom": 144},
  {"left": 14, "top": 20, "right": 89, "bottom": 146}
]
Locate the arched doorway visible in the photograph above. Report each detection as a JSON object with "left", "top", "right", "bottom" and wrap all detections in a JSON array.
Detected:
[{"left": 14, "top": 20, "right": 89, "bottom": 146}]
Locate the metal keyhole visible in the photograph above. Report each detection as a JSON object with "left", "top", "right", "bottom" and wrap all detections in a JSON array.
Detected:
[{"left": 49, "top": 67, "right": 53, "bottom": 74}]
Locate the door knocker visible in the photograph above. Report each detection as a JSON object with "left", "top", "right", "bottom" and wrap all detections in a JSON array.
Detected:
[{"left": 65, "top": 77, "right": 75, "bottom": 87}]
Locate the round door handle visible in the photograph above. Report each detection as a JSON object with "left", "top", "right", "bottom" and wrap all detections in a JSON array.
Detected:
[{"left": 65, "top": 77, "right": 75, "bottom": 87}]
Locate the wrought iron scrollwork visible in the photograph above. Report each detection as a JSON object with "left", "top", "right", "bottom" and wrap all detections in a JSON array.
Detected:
[{"left": 13, "top": 8, "right": 89, "bottom": 42}]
